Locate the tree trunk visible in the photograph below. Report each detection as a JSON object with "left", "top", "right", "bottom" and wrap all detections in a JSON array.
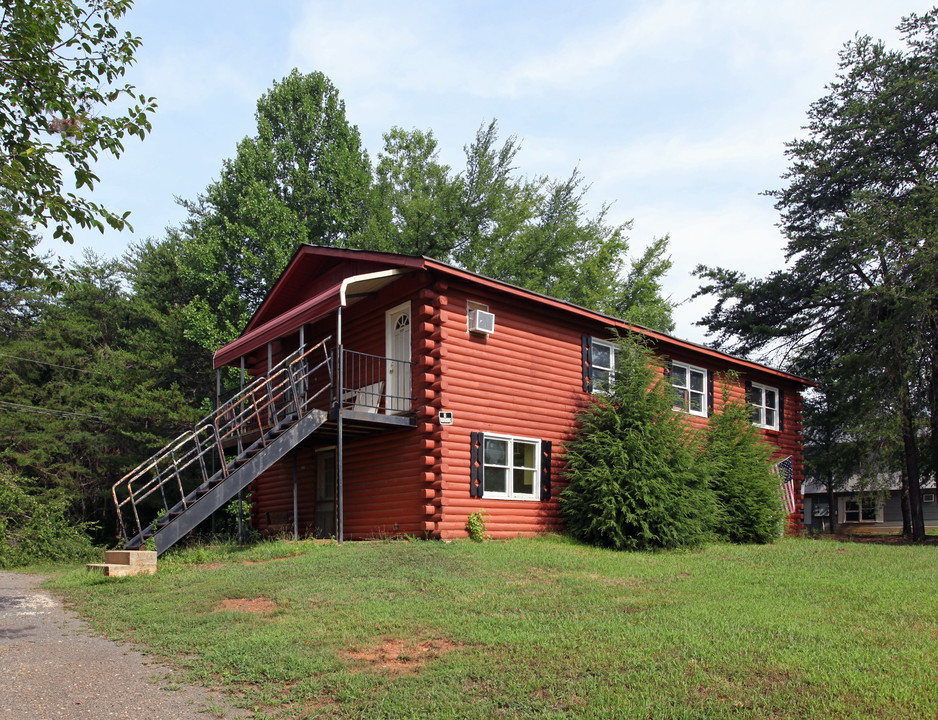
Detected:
[
  {"left": 899, "top": 386, "right": 926, "bottom": 542},
  {"left": 900, "top": 468, "right": 911, "bottom": 538},
  {"left": 826, "top": 473, "right": 837, "bottom": 534}
]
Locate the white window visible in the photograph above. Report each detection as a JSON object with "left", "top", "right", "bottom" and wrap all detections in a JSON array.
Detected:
[
  {"left": 482, "top": 434, "right": 540, "bottom": 501},
  {"left": 590, "top": 338, "right": 617, "bottom": 392},
  {"left": 839, "top": 495, "right": 883, "bottom": 523},
  {"left": 748, "top": 382, "right": 779, "bottom": 430},
  {"left": 671, "top": 362, "right": 707, "bottom": 417}
]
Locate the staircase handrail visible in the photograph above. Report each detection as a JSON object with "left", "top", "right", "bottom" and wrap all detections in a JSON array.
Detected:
[{"left": 112, "top": 338, "right": 332, "bottom": 543}]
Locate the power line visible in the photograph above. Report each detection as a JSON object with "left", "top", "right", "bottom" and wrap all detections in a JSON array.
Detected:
[
  {"left": 0, "top": 351, "right": 105, "bottom": 375},
  {"left": 0, "top": 400, "right": 106, "bottom": 422}
]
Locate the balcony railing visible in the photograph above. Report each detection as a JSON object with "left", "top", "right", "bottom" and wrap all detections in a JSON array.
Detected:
[{"left": 335, "top": 348, "right": 415, "bottom": 419}]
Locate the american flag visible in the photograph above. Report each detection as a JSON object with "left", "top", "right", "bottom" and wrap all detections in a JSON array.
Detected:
[{"left": 773, "top": 456, "right": 796, "bottom": 515}]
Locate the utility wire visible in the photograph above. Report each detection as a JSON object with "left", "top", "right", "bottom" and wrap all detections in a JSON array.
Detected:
[
  {"left": 0, "top": 400, "right": 106, "bottom": 422},
  {"left": 0, "top": 351, "right": 105, "bottom": 375}
]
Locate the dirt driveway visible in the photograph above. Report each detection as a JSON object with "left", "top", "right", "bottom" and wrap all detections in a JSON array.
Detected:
[{"left": 0, "top": 571, "right": 250, "bottom": 720}]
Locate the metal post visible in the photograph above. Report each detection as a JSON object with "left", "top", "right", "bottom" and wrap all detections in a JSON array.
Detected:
[
  {"left": 238, "top": 492, "right": 243, "bottom": 546},
  {"left": 337, "top": 306, "right": 344, "bottom": 545},
  {"left": 292, "top": 450, "right": 299, "bottom": 541},
  {"left": 238, "top": 357, "right": 245, "bottom": 545}
]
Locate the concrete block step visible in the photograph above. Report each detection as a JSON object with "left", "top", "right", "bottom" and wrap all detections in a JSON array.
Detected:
[
  {"left": 105, "top": 550, "right": 157, "bottom": 568},
  {"left": 86, "top": 562, "right": 156, "bottom": 577},
  {"left": 86, "top": 550, "right": 157, "bottom": 576}
]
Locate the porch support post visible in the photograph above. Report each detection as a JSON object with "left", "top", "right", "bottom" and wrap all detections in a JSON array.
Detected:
[
  {"left": 238, "top": 356, "right": 245, "bottom": 546},
  {"left": 292, "top": 449, "right": 299, "bottom": 541},
  {"left": 300, "top": 324, "right": 305, "bottom": 351},
  {"left": 337, "top": 306, "right": 344, "bottom": 545}
]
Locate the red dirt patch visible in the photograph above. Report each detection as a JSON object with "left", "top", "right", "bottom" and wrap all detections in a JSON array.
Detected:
[
  {"left": 216, "top": 597, "right": 280, "bottom": 613},
  {"left": 343, "top": 638, "right": 460, "bottom": 675}
]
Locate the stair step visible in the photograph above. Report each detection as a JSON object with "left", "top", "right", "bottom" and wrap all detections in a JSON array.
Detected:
[{"left": 87, "top": 550, "right": 157, "bottom": 576}]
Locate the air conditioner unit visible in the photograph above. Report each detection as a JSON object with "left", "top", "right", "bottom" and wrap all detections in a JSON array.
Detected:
[
  {"left": 924, "top": 493, "right": 936, "bottom": 504},
  {"left": 468, "top": 309, "right": 495, "bottom": 335}
]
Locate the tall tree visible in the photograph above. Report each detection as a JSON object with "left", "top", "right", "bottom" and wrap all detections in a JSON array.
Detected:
[
  {"left": 177, "top": 70, "right": 371, "bottom": 350},
  {"left": 694, "top": 9, "right": 938, "bottom": 540},
  {"left": 364, "top": 121, "right": 676, "bottom": 330},
  {"left": 360, "top": 127, "right": 463, "bottom": 259},
  {"left": 0, "top": 0, "right": 155, "bottom": 280},
  {"left": 0, "top": 252, "right": 202, "bottom": 537}
]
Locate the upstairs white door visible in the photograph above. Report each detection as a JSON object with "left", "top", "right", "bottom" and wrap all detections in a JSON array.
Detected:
[{"left": 385, "top": 302, "right": 411, "bottom": 414}]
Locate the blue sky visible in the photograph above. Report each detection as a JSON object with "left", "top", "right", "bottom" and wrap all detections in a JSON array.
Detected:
[{"left": 52, "top": 0, "right": 934, "bottom": 343}]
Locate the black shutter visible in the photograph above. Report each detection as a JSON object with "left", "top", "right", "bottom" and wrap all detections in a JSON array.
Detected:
[
  {"left": 778, "top": 388, "right": 785, "bottom": 432},
  {"left": 664, "top": 358, "right": 672, "bottom": 382},
  {"left": 581, "top": 335, "right": 592, "bottom": 392},
  {"left": 469, "top": 432, "right": 484, "bottom": 498},
  {"left": 744, "top": 379, "right": 752, "bottom": 399},
  {"left": 540, "top": 440, "right": 552, "bottom": 501},
  {"left": 707, "top": 370, "right": 715, "bottom": 417}
]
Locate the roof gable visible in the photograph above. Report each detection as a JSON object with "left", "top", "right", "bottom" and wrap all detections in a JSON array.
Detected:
[{"left": 243, "top": 246, "right": 425, "bottom": 332}]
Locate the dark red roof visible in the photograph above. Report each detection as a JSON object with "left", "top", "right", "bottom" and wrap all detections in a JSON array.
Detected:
[{"left": 214, "top": 245, "right": 813, "bottom": 386}]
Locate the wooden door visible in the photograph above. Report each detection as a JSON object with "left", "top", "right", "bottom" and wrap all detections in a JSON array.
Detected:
[{"left": 315, "top": 449, "right": 336, "bottom": 538}]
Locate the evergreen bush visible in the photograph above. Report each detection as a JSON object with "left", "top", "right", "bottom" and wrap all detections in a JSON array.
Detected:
[
  {"left": 0, "top": 467, "right": 98, "bottom": 567},
  {"left": 702, "top": 386, "right": 785, "bottom": 543},
  {"left": 560, "top": 336, "right": 714, "bottom": 550}
]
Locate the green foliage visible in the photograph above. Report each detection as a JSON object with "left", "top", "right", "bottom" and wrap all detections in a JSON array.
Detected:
[
  {"left": 702, "top": 386, "right": 784, "bottom": 543},
  {"left": 0, "top": 0, "right": 156, "bottom": 281},
  {"left": 466, "top": 511, "right": 488, "bottom": 542},
  {"left": 175, "top": 70, "right": 372, "bottom": 351},
  {"left": 0, "top": 467, "right": 97, "bottom": 567},
  {"left": 0, "top": 252, "right": 205, "bottom": 537},
  {"left": 361, "top": 121, "right": 676, "bottom": 331},
  {"left": 561, "top": 336, "right": 714, "bottom": 550},
  {"left": 694, "top": 9, "right": 938, "bottom": 540}
]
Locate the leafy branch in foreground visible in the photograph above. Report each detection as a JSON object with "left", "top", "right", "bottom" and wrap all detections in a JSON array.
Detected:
[{"left": 0, "top": 0, "right": 156, "bottom": 280}]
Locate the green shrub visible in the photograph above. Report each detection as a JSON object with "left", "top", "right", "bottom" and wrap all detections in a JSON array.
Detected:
[
  {"left": 560, "top": 336, "right": 715, "bottom": 550},
  {"left": 466, "top": 511, "right": 488, "bottom": 542},
  {"left": 0, "top": 467, "right": 98, "bottom": 567},
  {"left": 702, "top": 387, "right": 785, "bottom": 543}
]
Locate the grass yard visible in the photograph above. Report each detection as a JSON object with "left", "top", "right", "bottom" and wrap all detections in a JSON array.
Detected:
[{"left": 47, "top": 536, "right": 937, "bottom": 720}]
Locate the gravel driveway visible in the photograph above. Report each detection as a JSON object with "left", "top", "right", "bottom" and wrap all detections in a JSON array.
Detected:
[{"left": 0, "top": 571, "right": 250, "bottom": 720}]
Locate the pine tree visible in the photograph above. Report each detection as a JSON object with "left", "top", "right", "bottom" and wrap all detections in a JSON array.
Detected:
[
  {"left": 561, "top": 336, "right": 714, "bottom": 550},
  {"left": 702, "top": 385, "right": 784, "bottom": 543}
]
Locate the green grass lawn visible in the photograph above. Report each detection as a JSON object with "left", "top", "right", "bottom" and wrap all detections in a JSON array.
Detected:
[{"left": 46, "top": 536, "right": 937, "bottom": 719}]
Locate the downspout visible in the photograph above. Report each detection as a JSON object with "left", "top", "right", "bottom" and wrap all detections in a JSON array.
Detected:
[{"left": 337, "top": 305, "right": 344, "bottom": 545}]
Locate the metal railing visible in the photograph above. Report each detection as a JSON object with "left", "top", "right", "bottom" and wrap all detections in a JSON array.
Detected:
[
  {"left": 112, "top": 339, "right": 332, "bottom": 545},
  {"left": 336, "top": 349, "right": 415, "bottom": 416}
]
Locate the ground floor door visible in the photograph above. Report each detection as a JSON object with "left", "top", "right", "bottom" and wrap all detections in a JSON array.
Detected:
[{"left": 315, "top": 449, "right": 336, "bottom": 538}]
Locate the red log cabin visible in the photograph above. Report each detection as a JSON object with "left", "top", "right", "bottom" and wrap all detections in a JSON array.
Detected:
[{"left": 113, "top": 245, "right": 810, "bottom": 553}]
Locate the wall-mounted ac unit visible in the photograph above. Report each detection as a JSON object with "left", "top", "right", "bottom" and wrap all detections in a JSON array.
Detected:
[
  {"left": 468, "top": 309, "right": 495, "bottom": 335},
  {"left": 924, "top": 493, "right": 936, "bottom": 504}
]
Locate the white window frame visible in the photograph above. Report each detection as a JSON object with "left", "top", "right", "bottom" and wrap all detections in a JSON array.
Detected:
[
  {"left": 467, "top": 300, "right": 489, "bottom": 333},
  {"left": 482, "top": 433, "right": 541, "bottom": 501},
  {"left": 748, "top": 382, "right": 779, "bottom": 430},
  {"left": 838, "top": 495, "right": 883, "bottom": 523},
  {"left": 589, "top": 338, "right": 617, "bottom": 393},
  {"left": 670, "top": 361, "right": 707, "bottom": 418}
]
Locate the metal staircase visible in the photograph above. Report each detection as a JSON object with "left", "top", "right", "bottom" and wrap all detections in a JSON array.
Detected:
[{"left": 112, "top": 340, "right": 332, "bottom": 555}]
